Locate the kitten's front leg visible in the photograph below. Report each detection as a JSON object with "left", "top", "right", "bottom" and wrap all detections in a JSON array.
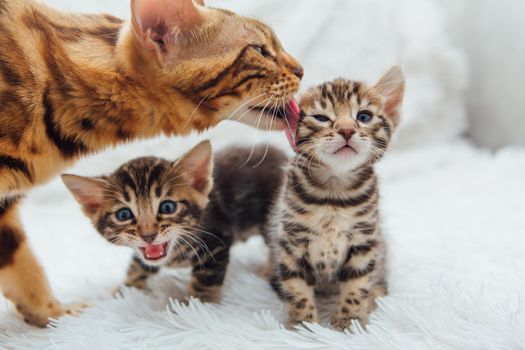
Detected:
[
  {"left": 123, "top": 256, "right": 160, "bottom": 291},
  {"left": 275, "top": 249, "right": 319, "bottom": 328},
  {"left": 188, "top": 235, "right": 231, "bottom": 304},
  {"left": 332, "top": 259, "right": 377, "bottom": 331}
]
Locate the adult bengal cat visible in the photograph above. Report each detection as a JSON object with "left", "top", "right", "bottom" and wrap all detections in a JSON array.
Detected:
[{"left": 0, "top": 0, "right": 302, "bottom": 326}]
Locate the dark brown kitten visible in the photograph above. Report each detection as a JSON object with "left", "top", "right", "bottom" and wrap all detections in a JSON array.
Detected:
[{"left": 62, "top": 142, "right": 288, "bottom": 302}]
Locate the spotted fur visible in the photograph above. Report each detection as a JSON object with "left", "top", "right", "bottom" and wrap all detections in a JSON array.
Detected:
[
  {"left": 0, "top": 0, "right": 302, "bottom": 326},
  {"left": 63, "top": 142, "right": 288, "bottom": 303},
  {"left": 269, "top": 66, "right": 405, "bottom": 330}
]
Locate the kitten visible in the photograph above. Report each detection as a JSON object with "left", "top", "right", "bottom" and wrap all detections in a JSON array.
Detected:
[
  {"left": 62, "top": 142, "right": 288, "bottom": 303},
  {"left": 0, "top": 0, "right": 302, "bottom": 326},
  {"left": 269, "top": 66, "right": 405, "bottom": 330}
]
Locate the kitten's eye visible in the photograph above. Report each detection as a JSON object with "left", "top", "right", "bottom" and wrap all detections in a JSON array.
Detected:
[
  {"left": 115, "top": 208, "right": 134, "bottom": 222},
  {"left": 312, "top": 114, "right": 331, "bottom": 123},
  {"left": 159, "top": 201, "right": 177, "bottom": 215},
  {"left": 357, "top": 111, "right": 373, "bottom": 123}
]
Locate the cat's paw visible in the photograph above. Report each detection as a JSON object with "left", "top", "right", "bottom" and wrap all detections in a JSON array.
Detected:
[{"left": 17, "top": 301, "right": 90, "bottom": 327}]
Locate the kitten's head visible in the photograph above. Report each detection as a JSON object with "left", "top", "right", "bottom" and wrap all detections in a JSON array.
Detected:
[
  {"left": 125, "top": 0, "right": 303, "bottom": 131},
  {"left": 62, "top": 141, "right": 213, "bottom": 267},
  {"left": 292, "top": 66, "right": 405, "bottom": 174}
]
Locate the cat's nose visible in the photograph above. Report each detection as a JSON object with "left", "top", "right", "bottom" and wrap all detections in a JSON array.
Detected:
[
  {"left": 338, "top": 128, "right": 355, "bottom": 141},
  {"left": 140, "top": 233, "right": 158, "bottom": 244},
  {"left": 293, "top": 66, "right": 304, "bottom": 80}
]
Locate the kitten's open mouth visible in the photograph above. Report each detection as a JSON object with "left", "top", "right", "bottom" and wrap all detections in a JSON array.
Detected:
[
  {"left": 140, "top": 242, "right": 169, "bottom": 261},
  {"left": 248, "top": 100, "right": 301, "bottom": 147}
]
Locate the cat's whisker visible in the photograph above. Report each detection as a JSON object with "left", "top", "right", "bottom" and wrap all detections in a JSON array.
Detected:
[
  {"left": 183, "top": 92, "right": 213, "bottom": 129},
  {"left": 239, "top": 95, "right": 275, "bottom": 169},
  {"left": 232, "top": 96, "right": 270, "bottom": 126},
  {"left": 252, "top": 99, "right": 280, "bottom": 169},
  {"left": 225, "top": 93, "right": 267, "bottom": 122}
]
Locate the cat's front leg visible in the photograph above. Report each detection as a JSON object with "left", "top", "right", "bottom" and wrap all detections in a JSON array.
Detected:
[
  {"left": 0, "top": 199, "right": 88, "bottom": 327},
  {"left": 123, "top": 256, "right": 160, "bottom": 292}
]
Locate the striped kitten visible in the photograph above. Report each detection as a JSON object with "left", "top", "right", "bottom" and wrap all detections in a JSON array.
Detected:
[
  {"left": 62, "top": 142, "right": 288, "bottom": 303},
  {"left": 270, "top": 66, "right": 405, "bottom": 330}
]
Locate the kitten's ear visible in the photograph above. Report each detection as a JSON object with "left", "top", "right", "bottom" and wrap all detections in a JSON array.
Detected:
[
  {"left": 61, "top": 175, "right": 107, "bottom": 216},
  {"left": 175, "top": 141, "right": 213, "bottom": 194},
  {"left": 374, "top": 65, "right": 406, "bottom": 128},
  {"left": 131, "top": 0, "right": 205, "bottom": 62}
]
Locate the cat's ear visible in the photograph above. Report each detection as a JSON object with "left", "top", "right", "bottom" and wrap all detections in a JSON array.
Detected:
[
  {"left": 374, "top": 65, "right": 406, "bottom": 128},
  {"left": 175, "top": 140, "right": 213, "bottom": 194},
  {"left": 61, "top": 175, "right": 107, "bottom": 216},
  {"left": 131, "top": 0, "right": 205, "bottom": 62}
]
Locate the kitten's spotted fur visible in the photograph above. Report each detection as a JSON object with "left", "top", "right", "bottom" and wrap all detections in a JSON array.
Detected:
[
  {"left": 0, "top": 0, "right": 302, "bottom": 326},
  {"left": 62, "top": 142, "right": 288, "bottom": 303},
  {"left": 269, "top": 66, "right": 405, "bottom": 330}
]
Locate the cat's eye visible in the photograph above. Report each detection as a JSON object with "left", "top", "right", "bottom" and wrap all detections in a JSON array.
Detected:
[
  {"left": 251, "top": 45, "right": 272, "bottom": 58},
  {"left": 312, "top": 114, "right": 331, "bottom": 123},
  {"left": 357, "top": 111, "right": 373, "bottom": 123},
  {"left": 252, "top": 45, "right": 263, "bottom": 55},
  {"left": 159, "top": 201, "right": 177, "bottom": 215},
  {"left": 115, "top": 208, "right": 134, "bottom": 222}
]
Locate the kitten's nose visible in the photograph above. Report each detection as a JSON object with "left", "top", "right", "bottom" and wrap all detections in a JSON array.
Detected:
[
  {"left": 140, "top": 233, "right": 158, "bottom": 244},
  {"left": 338, "top": 128, "right": 355, "bottom": 141}
]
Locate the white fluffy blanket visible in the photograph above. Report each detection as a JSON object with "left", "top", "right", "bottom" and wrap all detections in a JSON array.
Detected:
[
  {"left": 1, "top": 138, "right": 524, "bottom": 349},
  {"left": 0, "top": 1, "right": 521, "bottom": 348}
]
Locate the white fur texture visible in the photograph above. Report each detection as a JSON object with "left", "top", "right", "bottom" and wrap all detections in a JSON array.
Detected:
[{"left": 1, "top": 140, "right": 524, "bottom": 349}]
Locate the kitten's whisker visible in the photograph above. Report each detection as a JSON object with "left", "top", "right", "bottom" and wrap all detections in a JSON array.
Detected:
[
  {"left": 179, "top": 231, "right": 215, "bottom": 263},
  {"left": 178, "top": 225, "right": 225, "bottom": 246},
  {"left": 176, "top": 233, "right": 204, "bottom": 268}
]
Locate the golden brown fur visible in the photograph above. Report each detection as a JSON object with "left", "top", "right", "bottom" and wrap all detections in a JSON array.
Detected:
[{"left": 0, "top": 0, "right": 302, "bottom": 326}]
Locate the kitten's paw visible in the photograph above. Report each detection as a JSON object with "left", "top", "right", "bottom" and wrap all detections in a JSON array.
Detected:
[
  {"left": 16, "top": 301, "right": 90, "bottom": 327},
  {"left": 330, "top": 315, "right": 367, "bottom": 332},
  {"left": 286, "top": 311, "right": 320, "bottom": 330},
  {"left": 124, "top": 279, "right": 151, "bottom": 292},
  {"left": 188, "top": 289, "right": 222, "bottom": 304},
  {"left": 188, "top": 283, "right": 222, "bottom": 304},
  {"left": 256, "top": 263, "right": 273, "bottom": 280}
]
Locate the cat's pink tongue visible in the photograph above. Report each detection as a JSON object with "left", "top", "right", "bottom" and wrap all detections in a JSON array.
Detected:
[
  {"left": 285, "top": 100, "right": 301, "bottom": 148},
  {"left": 144, "top": 244, "right": 165, "bottom": 259}
]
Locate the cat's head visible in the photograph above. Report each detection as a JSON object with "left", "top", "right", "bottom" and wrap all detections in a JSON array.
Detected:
[
  {"left": 61, "top": 141, "right": 213, "bottom": 267},
  {"left": 125, "top": 0, "right": 303, "bottom": 132},
  {"left": 292, "top": 66, "right": 405, "bottom": 174}
]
